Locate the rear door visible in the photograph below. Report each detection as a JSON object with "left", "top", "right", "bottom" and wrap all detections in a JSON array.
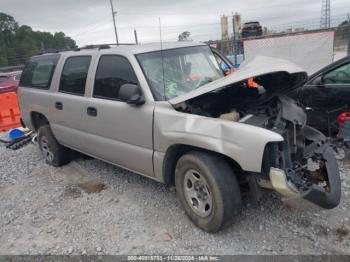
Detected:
[
  {"left": 50, "top": 55, "right": 93, "bottom": 149},
  {"left": 83, "top": 54, "right": 154, "bottom": 177},
  {"left": 322, "top": 61, "right": 350, "bottom": 133}
]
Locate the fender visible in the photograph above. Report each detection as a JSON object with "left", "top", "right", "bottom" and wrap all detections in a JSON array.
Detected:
[{"left": 153, "top": 103, "right": 284, "bottom": 178}]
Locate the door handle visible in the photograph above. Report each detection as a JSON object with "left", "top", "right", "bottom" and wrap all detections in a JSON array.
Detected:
[
  {"left": 55, "top": 102, "right": 63, "bottom": 110},
  {"left": 87, "top": 107, "right": 97, "bottom": 117},
  {"left": 305, "top": 107, "right": 313, "bottom": 112}
]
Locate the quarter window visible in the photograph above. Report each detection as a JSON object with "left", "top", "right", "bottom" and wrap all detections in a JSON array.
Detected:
[
  {"left": 20, "top": 55, "right": 60, "bottom": 89},
  {"left": 59, "top": 56, "right": 91, "bottom": 95},
  {"left": 323, "top": 62, "right": 350, "bottom": 85},
  {"left": 93, "top": 55, "right": 138, "bottom": 100}
]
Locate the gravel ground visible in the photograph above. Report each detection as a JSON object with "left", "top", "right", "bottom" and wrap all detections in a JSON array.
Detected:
[{"left": 0, "top": 140, "right": 349, "bottom": 255}]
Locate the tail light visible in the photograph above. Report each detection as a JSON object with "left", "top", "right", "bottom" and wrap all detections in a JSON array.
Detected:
[
  {"left": 337, "top": 112, "right": 350, "bottom": 126},
  {"left": 337, "top": 112, "right": 350, "bottom": 139}
]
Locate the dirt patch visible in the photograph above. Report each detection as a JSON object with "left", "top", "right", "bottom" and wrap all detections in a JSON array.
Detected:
[
  {"left": 78, "top": 181, "right": 106, "bottom": 194},
  {"left": 63, "top": 185, "right": 82, "bottom": 199},
  {"left": 62, "top": 181, "right": 106, "bottom": 198},
  {"left": 336, "top": 226, "right": 349, "bottom": 241}
]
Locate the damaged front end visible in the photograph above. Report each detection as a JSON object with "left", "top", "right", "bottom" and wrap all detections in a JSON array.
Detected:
[
  {"left": 170, "top": 67, "right": 341, "bottom": 209},
  {"left": 262, "top": 97, "right": 341, "bottom": 209}
]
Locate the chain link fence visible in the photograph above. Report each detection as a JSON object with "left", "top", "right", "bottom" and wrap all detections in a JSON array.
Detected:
[{"left": 212, "top": 18, "right": 350, "bottom": 70}]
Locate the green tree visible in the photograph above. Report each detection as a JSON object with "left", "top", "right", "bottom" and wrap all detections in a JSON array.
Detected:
[
  {"left": 0, "top": 13, "right": 18, "bottom": 32},
  {"left": 0, "top": 33, "right": 8, "bottom": 67},
  {"left": 13, "top": 26, "right": 38, "bottom": 65},
  {"left": 52, "top": 32, "right": 76, "bottom": 49},
  {"left": 0, "top": 12, "right": 77, "bottom": 67},
  {"left": 0, "top": 13, "right": 18, "bottom": 66}
]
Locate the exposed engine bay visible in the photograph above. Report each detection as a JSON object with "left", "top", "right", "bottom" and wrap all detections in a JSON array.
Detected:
[{"left": 174, "top": 72, "right": 341, "bottom": 208}]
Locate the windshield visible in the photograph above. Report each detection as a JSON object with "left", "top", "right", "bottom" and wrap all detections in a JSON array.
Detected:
[{"left": 136, "top": 45, "right": 224, "bottom": 101}]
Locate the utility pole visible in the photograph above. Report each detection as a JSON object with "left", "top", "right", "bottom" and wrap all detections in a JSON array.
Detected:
[
  {"left": 320, "top": 0, "right": 331, "bottom": 29},
  {"left": 40, "top": 41, "right": 45, "bottom": 54},
  {"left": 109, "top": 0, "right": 119, "bottom": 45}
]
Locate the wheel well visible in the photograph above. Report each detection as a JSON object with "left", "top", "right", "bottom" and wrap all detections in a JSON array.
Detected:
[
  {"left": 31, "top": 112, "right": 49, "bottom": 131},
  {"left": 162, "top": 144, "right": 243, "bottom": 185}
]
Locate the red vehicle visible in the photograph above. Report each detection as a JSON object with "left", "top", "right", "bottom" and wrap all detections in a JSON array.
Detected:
[{"left": 0, "top": 71, "right": 22, "bottom": 94}]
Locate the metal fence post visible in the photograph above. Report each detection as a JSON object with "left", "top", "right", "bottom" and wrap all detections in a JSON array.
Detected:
[
  {"left": 347, "top": 14, "right": 350, "bottom": 56},
  {"left": 233, "top": 37, "right": 238, "bottom": 65}
]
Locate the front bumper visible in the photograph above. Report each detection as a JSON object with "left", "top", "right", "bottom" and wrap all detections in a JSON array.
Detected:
[
  {"left": 269, "top": 168, "right": 300, "bottom": 198},
  {"left": 302, "top": 146, "right": 341, "bottom": 209},
  {"left": 269, "top": 146, "right": 341, "bottom": 209}
]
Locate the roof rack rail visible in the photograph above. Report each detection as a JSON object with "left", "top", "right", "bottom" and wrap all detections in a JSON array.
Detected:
[{"left": 77, "top": 43, "right": 137, "bottom": 51}]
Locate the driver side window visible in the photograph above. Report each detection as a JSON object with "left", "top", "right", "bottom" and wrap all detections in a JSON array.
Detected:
[{"left": 323, "top": 62, "right": 350, "bottom": 85}]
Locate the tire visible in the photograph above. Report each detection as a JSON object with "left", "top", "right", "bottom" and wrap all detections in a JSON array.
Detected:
[
  {"left": 175, "top": 151, "right": 242, "bottom": 233},
  {"left": 38, "top": 125, "right": 70, "bottom": 167}
]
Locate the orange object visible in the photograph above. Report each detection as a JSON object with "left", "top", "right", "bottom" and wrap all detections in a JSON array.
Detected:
[
  {"left": 247, "top": 77, "right": 260, "bottom": 88},
  {"left": 0, "top": 92, "right": 21, "bottom": 132}
]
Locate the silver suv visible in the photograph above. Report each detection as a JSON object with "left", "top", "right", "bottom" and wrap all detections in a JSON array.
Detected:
[{"left": 18, "top": 42, "right": 341, "bottom": 232}]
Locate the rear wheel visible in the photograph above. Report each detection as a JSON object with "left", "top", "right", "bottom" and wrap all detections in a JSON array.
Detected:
[
  {"left": 175, "top": 151, "right": 242, "bottom": 233},
  {"left": 38, "top": 125, "right": 70, "bottom": 167}
]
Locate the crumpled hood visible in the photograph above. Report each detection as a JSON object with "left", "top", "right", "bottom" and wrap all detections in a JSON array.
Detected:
[{"left": 169, "top": 55, "right": 308, "bottom": 105}]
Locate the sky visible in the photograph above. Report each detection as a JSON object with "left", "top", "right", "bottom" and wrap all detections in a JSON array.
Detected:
[{"left": 1, "top": 0, "right": 349, "bottom": 46}]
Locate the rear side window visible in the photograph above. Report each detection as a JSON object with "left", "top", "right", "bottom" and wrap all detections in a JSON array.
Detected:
[
  {"left": 20, "top": 55, "right": 60, "bottom": 89},
  {"left": 59, "top": 56, "right": 91, "bottom": 95},
  {"left": 93, "top": 55, "right": 138, "bottom": 100},
  {"left": 323, "top": 62, "right": 350, "bottom": 85},
  {"left": 0, "top": 76, "right": 9, "bottom": 83}
]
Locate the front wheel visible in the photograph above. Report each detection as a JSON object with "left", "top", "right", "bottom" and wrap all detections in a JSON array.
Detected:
[{"left": 175, "top": 151, "right": 242, "bottom": 233}]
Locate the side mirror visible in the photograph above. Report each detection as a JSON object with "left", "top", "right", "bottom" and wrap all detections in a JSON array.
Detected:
[
  {"left": 313, "top": 75, "right": 324, "bottom": 87},
  {"left": 119, "top": 84, "right": 145, "bottom": 106}
]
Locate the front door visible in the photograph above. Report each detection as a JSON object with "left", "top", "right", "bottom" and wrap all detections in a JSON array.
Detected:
[
  {"left": 301, "top": 81, "right": 331, "bottom": 133},
  {"left": 302, "top": 60, "right": 350, "bottom": 135},
  {"left": 83, "top": 55, "right": 154, "bottom": 177}
]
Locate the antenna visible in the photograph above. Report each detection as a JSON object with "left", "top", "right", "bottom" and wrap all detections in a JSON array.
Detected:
[
  {"left": 134, "top": 29, "right": 138, "bottom": 44},
  {"left": 320, "top": 0, "right": 331, "bottom": 29},
  {"left": 159, "top": 17, "right": 166, "bottom": 100}
]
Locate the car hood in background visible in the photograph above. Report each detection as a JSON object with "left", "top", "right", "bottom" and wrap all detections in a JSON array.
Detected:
[{"left": 168, "top": 55, "right": 308, "bottom": 105}]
